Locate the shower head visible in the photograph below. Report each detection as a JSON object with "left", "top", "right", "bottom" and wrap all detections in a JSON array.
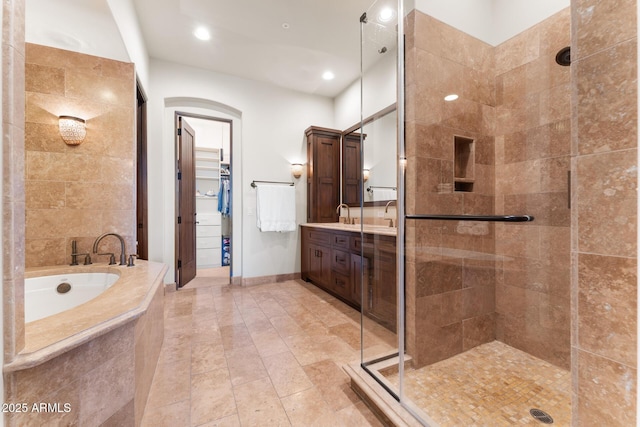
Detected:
[{"left": 555, "top": 47, "right": 571, "bottom": 66}]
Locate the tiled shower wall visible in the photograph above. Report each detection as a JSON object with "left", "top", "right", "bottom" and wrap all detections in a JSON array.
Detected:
[
  {"left": 494, "top": 9, "right": 572, "bottom": 369},
  {"left": 404, "top": 10, "right": 497, "bottom": 368},
  {"left": 572, "top": 0, "right": 637, "bottom": 425},
  {"left": 24, "top": 44, "right": 136, "bottom": 268},
  {"left": 404, "top": 9, "right": 572, "bottom": 370}
]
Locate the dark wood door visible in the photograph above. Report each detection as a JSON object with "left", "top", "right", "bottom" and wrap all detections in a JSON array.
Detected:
[
  {"left": 305, "top": 127, "right": 340, "bottom": 223},
  {"left": 135, "top": 82, "right": 148, "bottom": 260},
  {"left": 177, "top": 117, "right": 197, "bottom": 287},
  {"left": 342, "top": 133, "right": 362, "bottom": 206}
]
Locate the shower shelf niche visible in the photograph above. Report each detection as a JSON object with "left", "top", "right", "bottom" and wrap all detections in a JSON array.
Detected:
[{"left": 454, "top": 135, "right": 475, "bottom": 192}]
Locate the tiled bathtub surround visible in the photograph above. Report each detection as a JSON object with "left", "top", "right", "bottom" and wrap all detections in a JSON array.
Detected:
[
  {"left": 572, "top": 0, "right": 638, "bottom": 425},
  {"left": 4, "top": 261, "right": 166, "bottom": 426},
  {"left": 24, "top": 43, "right": 136, "bottom": 268}
]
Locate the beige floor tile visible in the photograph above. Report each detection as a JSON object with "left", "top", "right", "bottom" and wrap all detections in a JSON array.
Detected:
[
  {"left": 195, "top": 414, "right": 241, "bottom": 427},
  {"left": 220, "top": 324, "right": 254, "bottom": 351},
  {"left": 280, "top": 387, "right": 337, "bottom": 427},
  {"left": 142, "top": 278, "right": 389, "bottom": 427},
  {"left": 250, "top": 327, "right": 290, "bottom": 358},
  {"left": 190, "top": 367, "right": 237, "bottom": 426},
  {"left": 225, "top": 345, "right": 269, "bottom": 386},
  {"left": 191, "top": 341, "right": 227, "bottom": 375},
  {"left": 146, "top": 361, "right": 191, "bottom": 409},
  {"left": 233, "top": 377, "right": 291, "bottom": 426},
  {"left": 303, "top": 360, "right": 361, "bottom": 412},
  {"left": 335, "top": 401, "right": 384, "bottom": 427},
  {"left": 141, "top": 399, "right": 190, "bottom": 427},
  {"left": 262, "top": 351, "right": 314, "bottom": 398}
]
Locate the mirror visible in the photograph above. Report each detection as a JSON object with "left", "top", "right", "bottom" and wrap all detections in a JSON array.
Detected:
[{"left": 342, "top": 104, "right": 397, "bottom": 206}]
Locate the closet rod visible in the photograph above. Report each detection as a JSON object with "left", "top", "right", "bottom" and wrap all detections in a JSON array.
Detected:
[{"left": 250, "top": 180, "right": 294, "bottom": 188}]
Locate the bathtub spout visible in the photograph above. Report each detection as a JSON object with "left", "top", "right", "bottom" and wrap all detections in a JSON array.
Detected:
[{"left": 92, "top": 233, "right": 127, "bottom": 266}]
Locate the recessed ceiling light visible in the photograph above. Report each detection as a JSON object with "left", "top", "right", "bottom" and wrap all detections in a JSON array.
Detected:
[
  {"left": 444, "top": 94, "right": 459, "bottom": 101},
  {"left": 378, "top": 7, "right": 395, "bottom": 22},
  {"left": 193, "top": 26, "right": 211, "bottom": 41},
  {"left": 322, "top": 71, "right": 335, "bottom": 81},
  {"left": 282, "top": 23, "right": 290, "bottom": 30}
]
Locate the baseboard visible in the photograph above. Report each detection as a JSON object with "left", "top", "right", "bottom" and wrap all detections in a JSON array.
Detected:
[{"left": 241, "top": 272, "right": 301, "bottom": 287}]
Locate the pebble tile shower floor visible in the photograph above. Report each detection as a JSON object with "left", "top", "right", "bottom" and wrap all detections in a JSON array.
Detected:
[
  {"left": 384, "top": 341, "right": 571, "bottom": 426},
  {"left": 140, "top": 272, "right": 394, "bottom": 426}
]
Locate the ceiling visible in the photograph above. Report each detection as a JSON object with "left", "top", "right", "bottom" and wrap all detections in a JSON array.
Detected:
[{"left": 132, "top": 0, "right": 393, "bottom": 97}]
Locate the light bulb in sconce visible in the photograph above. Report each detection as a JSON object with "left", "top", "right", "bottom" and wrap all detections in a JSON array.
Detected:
[
  {"left": 363, "top": 169, "right": 370, "bottom": 182},
  {"left": 59, "top": 116, "right": 86, "bottom": 145},
  {"left": 291, "top": 163, "right": 304, "bottom": 179}
]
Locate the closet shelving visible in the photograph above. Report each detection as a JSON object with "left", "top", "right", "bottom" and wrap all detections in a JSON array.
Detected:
[{"left": 195, "top": 147, "right": 222, "bottom": 269}]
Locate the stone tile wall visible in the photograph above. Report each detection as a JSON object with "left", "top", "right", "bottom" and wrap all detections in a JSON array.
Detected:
[
  {"left": 494, "top": 9, "right": 572, "bottom": 369},
  {"left": 572, "top": 0, "right": 637, "bottom": 424},
  {"left": 404, "top": 10, "right": 497, "bottom": 367},
  {"left": 24, "top": 43, "right": 136, "bottom": 268}
]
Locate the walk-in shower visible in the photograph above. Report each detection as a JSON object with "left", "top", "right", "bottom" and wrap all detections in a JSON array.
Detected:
[{"left": 357, "top": 1, "right": 573, "bottom": 425}]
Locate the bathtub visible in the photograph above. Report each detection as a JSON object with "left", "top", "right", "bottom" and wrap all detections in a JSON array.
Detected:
[
  {"left": 25, "top": 272, "right": 120, "bottom": 322},
  {"left": 5, "top": 261, "right": 168, "bottom": 426}
]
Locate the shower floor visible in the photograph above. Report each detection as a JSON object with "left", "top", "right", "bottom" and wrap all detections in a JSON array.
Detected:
[{"left": 382, "top": 341, "right": 571, "bottom": 426}]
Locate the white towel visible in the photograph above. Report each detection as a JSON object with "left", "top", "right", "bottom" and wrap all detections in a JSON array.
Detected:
[
  {"left": 256, "top": 184, "right": 296, "bottom": 232},
  {"left": 375, "top": 189, "right": 397, "bottom": 201}
]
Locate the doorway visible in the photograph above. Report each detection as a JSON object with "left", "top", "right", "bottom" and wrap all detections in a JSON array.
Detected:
[{"left": 175, "top": 112, "right": 233, "bottom": 288}]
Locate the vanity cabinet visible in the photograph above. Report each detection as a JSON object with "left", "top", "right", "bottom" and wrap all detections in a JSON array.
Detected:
[
  {"left": 305, "top": 126, "right": 341, "bottom": 223},
  {"left": 301, "top": 225, "right": 396, "bottom": 332}
]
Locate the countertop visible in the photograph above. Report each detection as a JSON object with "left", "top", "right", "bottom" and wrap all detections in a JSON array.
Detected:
[{"left": 301, "top": 222, "right": 397, "bottom": 237}]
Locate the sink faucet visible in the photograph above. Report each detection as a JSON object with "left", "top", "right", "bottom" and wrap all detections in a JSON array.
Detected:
[
  {"left": 92, "top": 232, "right": 127, "bottom": 266},
  {"left": 384, "top": 200, "right": 396, "bottom": 227},
  {"left": 336, "top": 203, "right": 351, "bottom": 224}
]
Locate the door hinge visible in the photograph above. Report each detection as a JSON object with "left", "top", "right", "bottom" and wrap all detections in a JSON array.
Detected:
[
  {"left": 177, "top": 128, "right": 182, "bottom": 136},
  {"left": 177, "top": 216, "right": 182, "bottom": 224},
  {"left": 177, "top": 260, "right": 182, "bottom": 268},
  {"left": 177, "top": 171, "right": 182, "bottom": 180}
]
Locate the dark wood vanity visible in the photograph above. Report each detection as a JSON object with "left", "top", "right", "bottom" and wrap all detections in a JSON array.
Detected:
[{"left": 301, "top": 224, "right": 397, "bottom": 332}]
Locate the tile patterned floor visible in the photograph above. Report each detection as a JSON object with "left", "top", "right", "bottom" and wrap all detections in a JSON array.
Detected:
[
  {"left": 140, "top": 272, "right": 395, "bottom": 426},
  {"left": 383, "top": 341, "right": 572, "bottom": 426}
]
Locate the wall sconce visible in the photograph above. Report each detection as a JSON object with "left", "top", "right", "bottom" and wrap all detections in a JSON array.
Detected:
[
  {"left": 291, "top": 163, "right": 304, "bottom": 179},
  {"left": 59, "top": 116, "right": 86, "bottom": 145},
  {"left": 363, "top": 169, "right": 370, "bottom": 182}
]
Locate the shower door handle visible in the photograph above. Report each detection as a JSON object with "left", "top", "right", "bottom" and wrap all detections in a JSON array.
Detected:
[{"left": 406, "top": 214, "right": 534, "bottom": 222}]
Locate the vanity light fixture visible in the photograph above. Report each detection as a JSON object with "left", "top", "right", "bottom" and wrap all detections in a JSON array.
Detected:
[
  {"left": 363, "top": 169, "right": 370, "bottom": 182},
  {"left": 291, "top": 163, "right": 304, "bottom": 179},
  {"left": 59, "top": 116, "right": 86, "bottom": 145}
]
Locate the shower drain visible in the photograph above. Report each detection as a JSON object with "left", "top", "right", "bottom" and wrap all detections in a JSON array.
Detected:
[{"left": 530, "top": 408, "right": 554, "bottom": 424}]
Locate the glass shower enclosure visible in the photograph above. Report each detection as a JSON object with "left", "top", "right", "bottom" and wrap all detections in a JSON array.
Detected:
[{"left": 358, "top": 1, "right": 572, "bottom": 425}]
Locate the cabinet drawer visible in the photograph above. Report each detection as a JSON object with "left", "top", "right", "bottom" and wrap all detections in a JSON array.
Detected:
[
  {"left": 332, "top": 233, "right": 350, "bottom": 249},
  {"left": 331, "top": 271, "right": 350, "bottom": 297},
  {"left": 350, "top": 236, "right": 362, "bottom": 252},
  {"left": 304, "top": 228, "right": 331, "bottom": 245},
  {"left": 197, "top": 236, "right": 221, "bottom": 249},
  {"left": 332, "top": 249, "right": 350, "bottom": 274},
  {"left": 197, "top": 248, "right": 221, "bottom": 268},
  {"left": 198, "top": 214, "right": 221, "bottom": 226},
  {"left": 197, "top": 225, "right": 221, "bottom": 238}
]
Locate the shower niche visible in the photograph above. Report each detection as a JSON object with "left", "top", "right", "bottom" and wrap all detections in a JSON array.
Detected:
[{"left": 453, "top": 135, "right": 474, "bottom": 192}]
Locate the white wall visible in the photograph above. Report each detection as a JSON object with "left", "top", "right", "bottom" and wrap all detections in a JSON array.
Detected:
[
  {"left": 334, "top": 47, "right": 397, "bottom": 130},
  {"left": 25, "top": 0, "right": 129, "bottom": 62},
  {"left": 415, "top": 0, "right": 569, "bottom": 46},
  {"left": 0, "top": 2, "right": 4, "bottom": 419},
  {"left": 149, "top": 59, "right": 334, "bottom": 283},
  {"left": 106, "top": 0, "right": 150, "bottom": 90}
]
